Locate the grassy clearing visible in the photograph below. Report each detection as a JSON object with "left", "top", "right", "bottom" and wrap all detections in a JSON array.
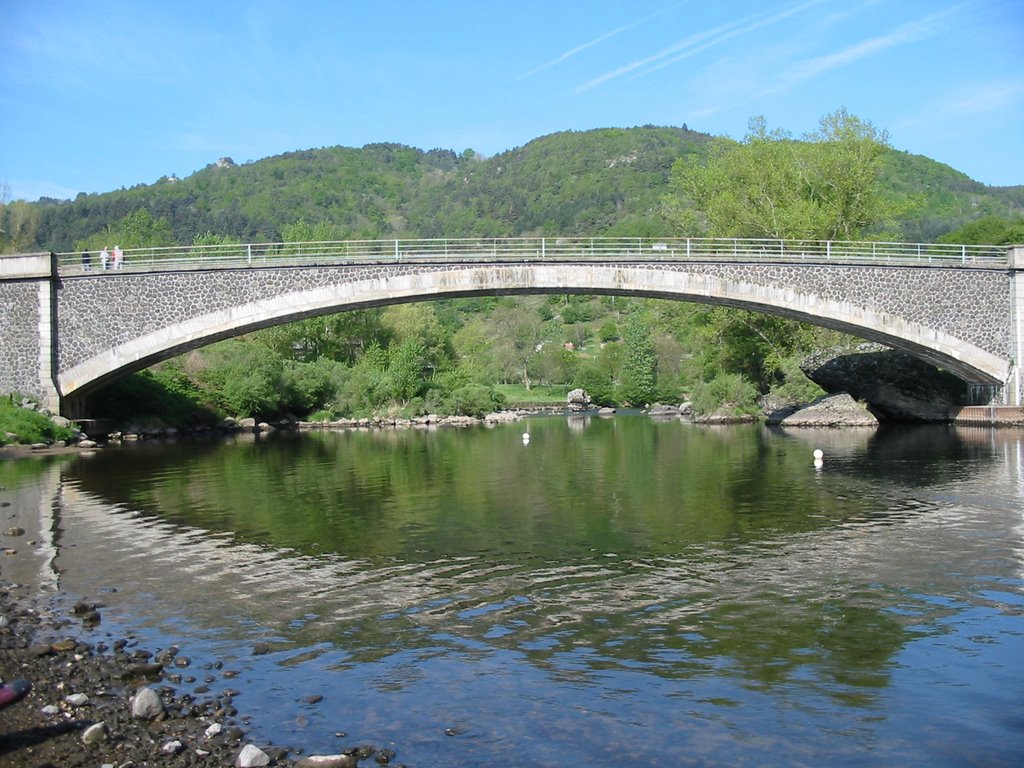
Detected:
[{"left": 495, "top": 384, "right": 571, "bottom": 407}]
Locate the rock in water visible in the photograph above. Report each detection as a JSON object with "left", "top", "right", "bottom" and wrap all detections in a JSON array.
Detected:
[{"left": 772, "top": 393, "right": 879, "bottom": 427}]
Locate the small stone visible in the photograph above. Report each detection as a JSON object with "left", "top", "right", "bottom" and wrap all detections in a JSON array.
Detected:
[
  {"left": 125, "top": 662, "right": 164, "bottom": 678},
  {"left": 131, "top": 686, "right": 164, "bottom": 720},
  {"left": 251, "top": 643, "right": 271, "bottom": 656},
  {"left": 236, "top": 743, "right": 271, "bottom": 767},
  {"left": 205, "top": 723, "right": 223, "bottom": 739},
  {"left": 41, "top": 704, "right": 59, "bottom": 715},
  {"left": 162, "top": 739, "right": 184, "bottom": 755},
  {"left": 294, "top": 756, "right": 358, "bottom": 768},
  {"left": 3, "top": 527, "right": 25, "bottom": 537},
  {"left": 303, "top": 694, "right": 323, "bottom": 705},
  {"left": 81, "top": 721, "right": 108, "bottom": 744},
  {"left": 65, "top": 692, "right": 89, "bottom": 707}
]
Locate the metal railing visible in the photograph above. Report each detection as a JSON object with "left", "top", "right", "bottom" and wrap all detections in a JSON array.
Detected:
[{"left": 53, "top": 237, "right": 1009, "bottom": 274}]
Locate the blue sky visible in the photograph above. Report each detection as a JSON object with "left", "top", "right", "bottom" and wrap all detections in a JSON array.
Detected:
[{"left": 2, "top": 0, "right": 1022, "bottom": 203}]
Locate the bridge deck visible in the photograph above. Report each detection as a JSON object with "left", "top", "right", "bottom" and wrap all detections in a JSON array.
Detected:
[{"left": 48, "top": 236, "right": 1008, "bottom": 274}]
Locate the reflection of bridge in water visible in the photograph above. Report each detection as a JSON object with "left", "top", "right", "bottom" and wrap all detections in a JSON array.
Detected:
[{"left": 1, "top": 237, "right": 1022, "bottom": 414}]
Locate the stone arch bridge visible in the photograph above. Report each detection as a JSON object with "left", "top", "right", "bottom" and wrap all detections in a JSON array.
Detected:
[{"left": 1, "top": 237, "right": 1021, "bottom": 416}]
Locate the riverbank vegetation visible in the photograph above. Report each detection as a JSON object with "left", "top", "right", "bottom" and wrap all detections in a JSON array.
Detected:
[
  {"left": 0, "top": 396, "right": 76, "bottom": 446},
  {"left": 3, "top": 112, "right": 1022, "bottom": 429}
]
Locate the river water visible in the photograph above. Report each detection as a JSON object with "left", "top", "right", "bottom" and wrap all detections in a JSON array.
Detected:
[{"left": 3, "top": 417, "right": 1023, "bottom": 767}]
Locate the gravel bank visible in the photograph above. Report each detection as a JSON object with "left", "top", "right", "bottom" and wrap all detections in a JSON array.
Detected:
[{"left": 1, "top": 578, "right": 404, "bottom": 767}]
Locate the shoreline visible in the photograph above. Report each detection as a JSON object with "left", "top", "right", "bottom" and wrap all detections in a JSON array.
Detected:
[
  {"left": 0, "top": 578, "right": 267, "bottom": 766},
  {"left": 0, "top": 577, "right": 399, "bottom": 767}
]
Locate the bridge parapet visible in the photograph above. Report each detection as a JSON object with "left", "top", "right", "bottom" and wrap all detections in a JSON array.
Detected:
[
  {"left": 0, "top": 252, "right": 53, "bottom": 279},
  {"left": 54, "top": 237, "right": 1008, "bottom": 275}
]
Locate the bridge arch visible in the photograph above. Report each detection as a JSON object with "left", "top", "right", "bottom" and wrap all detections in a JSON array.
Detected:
[{"left": 57, "top": 262, "right": 1009, "bottom": 403}]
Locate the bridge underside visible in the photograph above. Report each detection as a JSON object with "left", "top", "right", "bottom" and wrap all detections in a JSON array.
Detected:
[{"left": 56, "top": 264, "right": 1011, "bottom": 410}]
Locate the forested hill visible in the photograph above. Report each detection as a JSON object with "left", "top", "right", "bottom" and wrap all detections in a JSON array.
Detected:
[{"left": 12, "top": 125, "right": 1024, "bottom": 252}]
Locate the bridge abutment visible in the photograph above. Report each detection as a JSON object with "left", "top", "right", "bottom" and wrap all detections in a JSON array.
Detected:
[
  {"left": 1009, "top": 246, "right": 1024, "bottom": 406},
  {"left": 0, "top": 253, "right": 60, "bottom": 413}
]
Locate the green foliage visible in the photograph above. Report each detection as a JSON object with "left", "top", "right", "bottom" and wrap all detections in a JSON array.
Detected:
[
  {"left": 666, "top": 109, "right": 907, "bottom": 240},
  {"left": 0, "top": 200, "right": 41, "bottom": 253},
  {"left": 571, "top": 362, "right": 617, "bottom": 406},
  {"left": 0, "top": 395, "right": 76, "bottom": 445},
  {"left": 690, "top": 373, "right": 760, "bottom": 416},
  {"left": 618, "top": 312, "right": 658, "bottom": 406},
  {"left": 443, "top": 383, "right": 505, "bottom": 417},
  {"left": 936, "top": 215, "right": 1024, "bottom": 245},
  {"left": 598, "top": 320, "right": 619, "bottom": 342},
  {"left": 189, "top": 339, "right": 292, "bottom": 418},
  {"left": 385, "top": 338, "right": 428, "bottom": 402},
  {"left": 766, "top": 357, "right": 826, "bottom": 408},
  {"left": 75, "top": 208, "right": 175, "bottom": 252}
]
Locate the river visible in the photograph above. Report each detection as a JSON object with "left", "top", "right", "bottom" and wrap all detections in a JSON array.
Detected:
[{"left": 2, "top": 416, "right": 1023, "bottom": 766}]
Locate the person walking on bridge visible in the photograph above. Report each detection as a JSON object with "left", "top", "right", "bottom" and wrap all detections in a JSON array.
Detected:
[{"left": 100, "top": 246, "right": 110, "bottom": 270}]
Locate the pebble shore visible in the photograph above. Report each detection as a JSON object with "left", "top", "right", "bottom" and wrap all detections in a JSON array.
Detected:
[{"left": 0, "top": 582, "right": 405, "bottom": 767}]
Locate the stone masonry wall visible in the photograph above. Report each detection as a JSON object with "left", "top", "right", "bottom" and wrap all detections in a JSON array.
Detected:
[
  {"left": 54, "top": 261, "right": 1011, "bottom": 376},
  {"left": 0, "top": 281, "right": 43, "bottom": 400},
  {"left": 658, "top": 262, "right": 1010, "bottom": 358}
]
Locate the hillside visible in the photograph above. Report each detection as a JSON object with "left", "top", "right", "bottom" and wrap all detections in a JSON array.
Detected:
[{"left": 14, "top": 125, "right": 1023, "bottom": 251}]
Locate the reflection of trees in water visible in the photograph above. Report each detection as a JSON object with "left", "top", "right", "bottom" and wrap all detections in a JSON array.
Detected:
[{"left": 54, "top": 418, "right": 1016, "bottom": 700}]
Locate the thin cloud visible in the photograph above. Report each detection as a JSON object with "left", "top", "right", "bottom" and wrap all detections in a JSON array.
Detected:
[
  {"left": 632, "top": 0, "right": 825, "bottom": 80},
  {"left": 515, "top": 2, "right": 691, "bottom": 82},
  {"left": 756, "top": 2, "right": 969, "bottom": 100},
  {"left": 946, "top": 80, "right": 1024, "bottom": 114},
  {"left": 577, "top": 0, "right": 824, "bottom": 92},
  {"left": 894, "top": 78, "right": 1024, "bottom": 136}
]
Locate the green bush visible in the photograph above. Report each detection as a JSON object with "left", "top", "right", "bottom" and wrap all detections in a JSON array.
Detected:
[
  {"left": 767, "top": 357, "right": 826, "bottom": 408},
  {"left": 690, "top": 373, "right": 760, "bottom": 416},
  {"left": 443, "top": 384, "right": 505, "bottom": 417}
]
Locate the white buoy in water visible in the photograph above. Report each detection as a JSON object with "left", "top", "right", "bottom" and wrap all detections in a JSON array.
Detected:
[
  {"left": 522, "top": 431, "right": 530, "bottom": 444},
  {"left": 813, "top": 449, "right": 824, "bottom": 461}
]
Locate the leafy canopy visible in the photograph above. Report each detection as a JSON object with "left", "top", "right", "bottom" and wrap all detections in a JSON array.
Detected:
[{"left": 665, "top": 108, "right": 904, "bottom": 240}]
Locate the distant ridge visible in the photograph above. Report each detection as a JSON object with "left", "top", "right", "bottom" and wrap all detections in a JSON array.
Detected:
[{"left": 18, "top": 126, "right": 1024, "bottom": 251}]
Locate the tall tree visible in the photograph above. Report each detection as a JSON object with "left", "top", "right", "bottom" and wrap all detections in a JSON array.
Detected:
[
  {"left": 619, "top": 311, "right": 657, "bottom": 406},
  {"left": 666, "top": 108, "right": 900, "bottom": 240},
  {"left": 662, "top": 110, "right": 889, "bottom": 399}
]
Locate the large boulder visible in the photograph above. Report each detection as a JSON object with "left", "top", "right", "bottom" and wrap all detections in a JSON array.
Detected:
[
  {"left": 566, "top": 388, "right": 592, "bottom": 411},
  {"left": 770, "top": 393, "right": 878, "bottom": 427},
  {"left": 800, "top": 345, "right": 968, "bottom": 422}
]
